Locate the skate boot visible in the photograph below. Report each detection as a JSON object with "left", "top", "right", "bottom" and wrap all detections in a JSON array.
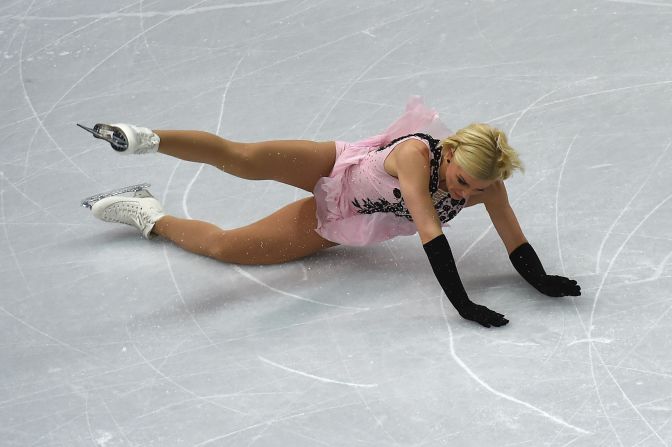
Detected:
[
  {"left": 90, "top": 188, "right": 166, "bottom": 239},
  {"left": 77, "top": 123, "right": 160, "bottom": 154}
]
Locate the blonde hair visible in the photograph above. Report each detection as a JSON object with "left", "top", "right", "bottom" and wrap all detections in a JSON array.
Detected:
[{"left": 441, "top": 123, "right": 523, "bottom": 181}]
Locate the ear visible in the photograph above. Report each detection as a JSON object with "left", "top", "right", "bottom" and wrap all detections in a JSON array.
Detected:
[{"left": 444, "top": 148, "right": 454, "bottom": 163}]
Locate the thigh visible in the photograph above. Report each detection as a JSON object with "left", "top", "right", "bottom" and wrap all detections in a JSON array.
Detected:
[
  {"left": 236, "top": 140, "right": 337, "bottom": 193},
  {"left": 222, "top": 197, "right": 338, "bottom": 265}
]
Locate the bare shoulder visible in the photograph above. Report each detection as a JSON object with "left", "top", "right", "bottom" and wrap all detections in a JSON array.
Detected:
[{"left": 384, "top": 139, "right": 430, "bottom": 178}]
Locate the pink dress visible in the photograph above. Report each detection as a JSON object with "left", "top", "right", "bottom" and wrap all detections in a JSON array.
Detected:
[{"left": 313, "top": 97, "right": 466, "bottom": 246}]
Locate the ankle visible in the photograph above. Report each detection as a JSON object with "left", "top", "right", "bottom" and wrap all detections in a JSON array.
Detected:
[{"left": 151, "top": 215, "right": 172, "bottom": 236}]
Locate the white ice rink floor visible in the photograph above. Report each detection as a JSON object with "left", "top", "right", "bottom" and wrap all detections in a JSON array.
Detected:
[{"left": 2, "top": 1, "right": 672, "bottom": 446}]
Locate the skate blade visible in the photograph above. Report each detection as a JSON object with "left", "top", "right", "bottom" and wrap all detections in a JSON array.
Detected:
[
  {"left": 81, "top": 183, "right": 151, "bottom": 209},
  {"left": 76, "top": 123, "right": 128, "bottom": 151}
]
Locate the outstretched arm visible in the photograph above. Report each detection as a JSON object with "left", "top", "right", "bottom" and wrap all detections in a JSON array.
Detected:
[
  {"left": 423, "top": 234, "right": 508, "bottom": 327},
  {"left": 484, "top": 181, "right": 581, "bottom": 297},
  {"left": 395, "top": 140, "right": 508, "bottom": 327}
]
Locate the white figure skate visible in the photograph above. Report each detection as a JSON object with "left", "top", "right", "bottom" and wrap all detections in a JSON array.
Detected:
[
  {"left": 80, "top": 183, "right": 151, "bottom": 209},
  {"left": 77, "top": 123, "right": 160, "bottom": 154},
  {"left": 82, "top": 184, "right": 165, "bottom": 239}
]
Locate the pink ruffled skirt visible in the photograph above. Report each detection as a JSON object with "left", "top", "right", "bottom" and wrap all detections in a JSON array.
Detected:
[{"left": 313, "top": 97, "right": 452, "bottom": 246}]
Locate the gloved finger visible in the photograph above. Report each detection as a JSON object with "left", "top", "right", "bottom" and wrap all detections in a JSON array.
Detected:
[
  {"left": 482, "top": 309, "right": 503, "bottom": 320},
  {"left": 566, "top": 280, "right": 579, "bottom": 289},
  {"left": 564, "top": 282, "right": 581, "bottom": 293},
  {"left": 486, "top": 310, "right": 506, "bottom": 323},
  {"left": 491, "top": 317, "right": 509, "bottom": 327}
]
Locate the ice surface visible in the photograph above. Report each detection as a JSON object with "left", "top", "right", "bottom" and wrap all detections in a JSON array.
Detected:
[{"left": 1, "top": 0, "right": 672, "bottom": 446}]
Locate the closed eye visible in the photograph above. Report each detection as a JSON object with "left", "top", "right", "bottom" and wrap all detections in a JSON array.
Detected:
[{"left": 458, "top": 176, "right": 486, "bottom": 192}]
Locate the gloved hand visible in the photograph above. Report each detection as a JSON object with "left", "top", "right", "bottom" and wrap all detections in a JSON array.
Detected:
[
  {"left": 509, "top": 243, "right": 581, "bottom": 298},
  {"left": 457, "top": 301, "right": 509, "bottom": 328},
  {"left": 423, "top": 234, "right": 509, "bottom": 328},
  {"left": 532, "top": 274, "right": 581, "bottom": 297}
]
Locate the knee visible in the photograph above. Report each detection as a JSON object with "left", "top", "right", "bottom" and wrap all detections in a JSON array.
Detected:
[
  {"left": 219, "top": 142, "right": 265, "bottom": 180},
  {"left": 204, "top": 230, "right": 264, "bottom": 265},
  {"left": 203, "top": 230, "right": 232, "bottom": 261}
]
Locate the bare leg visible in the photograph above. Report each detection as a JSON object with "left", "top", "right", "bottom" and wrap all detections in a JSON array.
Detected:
[
  {"left": 145, "top": 131, "right": 339, "bottom": 264},
  {"left": 152, "top": 197, "right": 337, "bottom": 265},
  {"left": 155, "top": 130, "right": 336, "bottom": 193}
]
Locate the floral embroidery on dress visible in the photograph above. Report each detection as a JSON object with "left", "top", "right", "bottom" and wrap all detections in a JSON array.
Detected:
[
  {"left": 352, "top": 196, "right": 410, "bottom": 219},
  {"left": 352, "top": 133, "right": 466, "bottom": 223}
]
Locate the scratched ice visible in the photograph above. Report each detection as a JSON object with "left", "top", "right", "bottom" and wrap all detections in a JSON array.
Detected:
[{"left": 1, "top": 1, "right": 672, "bottom": 446}]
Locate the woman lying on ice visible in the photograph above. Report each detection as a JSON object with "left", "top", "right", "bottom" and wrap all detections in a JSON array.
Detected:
[{"left": 79, "top": 97, "right": 581, "bottom": 328}]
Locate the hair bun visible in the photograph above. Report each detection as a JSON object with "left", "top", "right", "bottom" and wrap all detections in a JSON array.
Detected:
[{"left": 440, "top": 123, "right": 524, "bottom": 181}]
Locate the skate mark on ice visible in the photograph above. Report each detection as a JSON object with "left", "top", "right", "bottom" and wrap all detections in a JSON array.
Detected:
[
  {"left": 258, "top": 356, "right": 378, "bottom": 388},
  {"left": 312, "top": 36, "right": 412, "bottom": 138},
  {"left": 238, "top": 7, "right": 424, "bottom": 96},
  {"left": 132, "top": 344, "right": 246, "bottom": 415},
  {"left": 100, "top": 398, "right": 133, "bottom": 447},
  {"left": 589, "top": 193, "right": 672, "bottom": 445},
  {"left": 438, "top": 298, "right": 591, "bottom": 435},
  {"left": 17, "top": 0, "right": 218, "bottom": 185},
  {"left": 567, "top": 338, "right": 612, "bottom": 347},
  {"left": 595, "top": 140, "right": 671, "bottom": 273},
  {"left": 579, "top": 142, "right": 672, "bottom": 446},
  {"left": 626, "top": 250, "right": 672, "bottom": 284},
  {"left": 0, "top": 1, "right": 145, "bottom": 81},
  {"left": 139, "top": 0, "right": 169, "bottom": 81},
  {"left": 555, "top": 134, "right": 578, "bottom": 277},
  {"left": 610, "top": 302, "right": 672, "bottom": 387},
  {"left": 0, "top": 176, "right": 31, "bottom": 294},
  {"left": 0, "top": 305, "right": 92, "bottom": 358},
  {"left": 494, "top": 77, "right": 595, "bottom": 133},
  {"left": 18, "top": 30, "right": 94, "bottom": 182},
  {"left": 232, "top": 266, "right": 369, "bottom": 311},
  {"left": 191, "top": 400, "right": 368, "bottom": 446},
  {"left": 15, "top": 0, "right": 295, "bottom": 21},
  {"left": 507, "top": 87, "right": 562, "bottom": 138},
  {"left": 215, "top": 57, "right": 244, "bottom": 135},
  {"left": 606, "top": 0, "right": 672, "bottom": 8},
  {"left": 488, "top": 80, "right": 672, "bottom": 125},
  {"left": 542, "top": 80, "right": 672, "bottom": 109},
  {"left": 326, "top": 324, "right": 397, "bottom": 442},
  {"left": 587, "top": 163, "right": 613, "bottom": 170},
  {"left": 163, "top": 250, "right": 216, "bottom": 345}
]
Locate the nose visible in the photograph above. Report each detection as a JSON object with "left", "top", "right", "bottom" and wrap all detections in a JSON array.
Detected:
[{"left": 454, "top": 189, "right": 470, "bottom": 200}]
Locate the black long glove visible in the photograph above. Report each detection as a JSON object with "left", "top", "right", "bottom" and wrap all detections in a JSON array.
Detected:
[
  {"left": 509, "top": 242, "right": 581, "bottom": 297},
  {"left": 423, "top": 234, "right": 508, "bottom": 328}
]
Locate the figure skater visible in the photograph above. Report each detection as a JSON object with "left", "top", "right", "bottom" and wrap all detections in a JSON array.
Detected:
[{"left": 79, "top": 97, "right": 581, "bottom": 328}]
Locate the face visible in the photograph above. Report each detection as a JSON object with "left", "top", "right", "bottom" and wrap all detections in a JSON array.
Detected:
[{"left": 442, "top": 151, "right": 494, "bottom": 200}]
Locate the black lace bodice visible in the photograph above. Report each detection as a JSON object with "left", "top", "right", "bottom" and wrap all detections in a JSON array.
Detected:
[{"left": 351, "top": 133, "right": 466, "bottom": 223}]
